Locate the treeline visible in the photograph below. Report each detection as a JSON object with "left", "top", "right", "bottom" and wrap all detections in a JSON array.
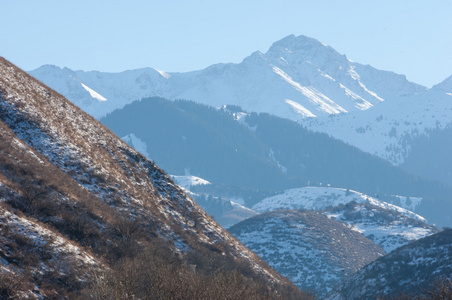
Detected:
[
  {"left": 245, "top": 112, "right": 452, "bottom": 199},
  {"left": 101, "top": 98, "right": 289, "bottom": 191}
]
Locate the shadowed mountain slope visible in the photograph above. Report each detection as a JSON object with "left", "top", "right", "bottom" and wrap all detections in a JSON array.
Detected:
[{"left": 101, "top": 98, "right": 452, "bottom": 227}]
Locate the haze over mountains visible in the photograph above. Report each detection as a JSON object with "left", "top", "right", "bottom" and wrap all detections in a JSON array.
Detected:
[
  {"left": 9, "top": 33, "right": 452, "bottom": 298},
  {"left": 30, "top": 34, "right": 452, "bottom": 188}
]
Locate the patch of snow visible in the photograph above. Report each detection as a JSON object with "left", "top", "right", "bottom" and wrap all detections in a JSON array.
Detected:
[
  {"left": 285, "top": 99, "right": 316, "bottom": 117},
  {"left": 171, "top": 175, "right": 211, "bottom": 191},
  {"left": 392, "top": 195, "right": 423, "bottom": 211},
  {"left": 302, "top": 90, "right": 452, "bottom": 165},
  {"left": 273, "top": 66, "right": 348, "bottom": 115},
  {"left": 253, "top": 186, "right": 426, "bottom": 222},
  {"left": 155, "top": 69, "right": 171, "bottom": 79},
  {"left": 338, "top": 83, "right": 374, "bottom": 110},
  {"left": 80, "top": 83, "right": 107, "bottom": 101},
  {"left": 268, "top": 149, "right": 288, "bottom": 174}
]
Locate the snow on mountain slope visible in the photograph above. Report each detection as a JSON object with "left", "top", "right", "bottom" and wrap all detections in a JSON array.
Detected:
[
  {"left": 229, "top": 210, "right": 385, "bottom": 298},
  {"left": 80, "top": 83, "right": 107, "bottom": 101},
  {"left": 0, "top": 204, "right": 97, "bottom": 268},
  {"left": 324, "top": 202, "right": 438, "bottom": 253},
  {"left": 253, "top": 187, "right": 425, "bottom": 221},
  {"left": 30, "top": 35, "right": 424, "bottom": 121},
  {"left": 301, "top": 89, "right": 452, "bottom": 165},
  {"left": 0, "top": 203, "right": 100, "bottom": 298},
  {"left": 327, "top": 229, "right": 452, "bottom": 299},
  {"left": 30, "top": 65, "right": 174, "bottom": 118},
  {"left": 252, "top": 187, "right": 437, "bottom": 253}
]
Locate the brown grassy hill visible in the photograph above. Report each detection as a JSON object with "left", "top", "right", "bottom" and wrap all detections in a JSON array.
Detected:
[{"left": 0, "top": 57, "right": 309, "bottom": 299}]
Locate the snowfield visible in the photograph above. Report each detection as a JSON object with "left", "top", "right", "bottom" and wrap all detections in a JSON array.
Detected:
[
  {"left": 253, "top": 187, "right": 438, "bottom": 252},
  {"left": 253, "top": 187, "right": 425, "bottom": 221}
]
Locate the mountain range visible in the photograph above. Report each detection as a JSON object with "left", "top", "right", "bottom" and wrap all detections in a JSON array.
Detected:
[
  {"left": 29, "top": 34, "right": 452, "bottom": 189},
  {"left": 30, "top": 34, "right": 426, "bottom": 121}
]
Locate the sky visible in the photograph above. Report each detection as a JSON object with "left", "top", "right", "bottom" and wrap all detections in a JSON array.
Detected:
[{"left": 1, "top": 0, "right": 451, "bottom": 87}]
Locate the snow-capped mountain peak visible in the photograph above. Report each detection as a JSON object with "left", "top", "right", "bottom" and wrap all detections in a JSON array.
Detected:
[
  {"left": 266, "top": 34, "right": 347, "bottom": 67},
  {"left": 30, "top": 34, "right": 424, "bottom": 121}
]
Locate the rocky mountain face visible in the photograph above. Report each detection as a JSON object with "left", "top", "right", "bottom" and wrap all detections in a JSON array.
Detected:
[
  {"left": 0, "top": 57, "right": 308, "bottom": 299},
  {"left": 327, "top": 229, "right": 452, "bottom": 299},
  {"left": 229, "top": 210, "right": 385, "bottom": 298}
]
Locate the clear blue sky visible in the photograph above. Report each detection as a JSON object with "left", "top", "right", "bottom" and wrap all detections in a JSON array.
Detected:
[{"left": 1, "top": 0, "right": 451, "bottom": 87}]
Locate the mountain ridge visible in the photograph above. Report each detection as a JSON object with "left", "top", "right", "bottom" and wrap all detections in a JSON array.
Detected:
[{"left": 30, "top": 34, "right": 426, "bottom": 120}]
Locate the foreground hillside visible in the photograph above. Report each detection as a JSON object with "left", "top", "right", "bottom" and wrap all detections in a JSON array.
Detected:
[
  {"left": 327, "top": 229, "right": 452, "bottom": 299},
  {"left": 0, "top": 57, "right": 308, "bottom": 298}
]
